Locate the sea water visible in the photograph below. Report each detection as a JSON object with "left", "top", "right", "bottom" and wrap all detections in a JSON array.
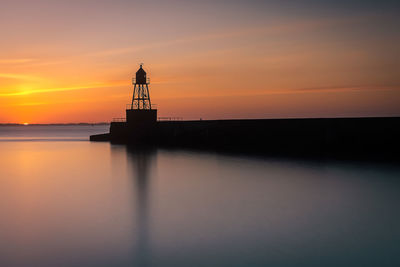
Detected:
[{"left": 0, "top": 125, "right": 399, "bottom": 267}]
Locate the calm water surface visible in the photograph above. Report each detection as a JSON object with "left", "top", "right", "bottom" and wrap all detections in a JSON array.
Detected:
[{"left": 0, "top": 125, "right": 399, "bottom": 267}]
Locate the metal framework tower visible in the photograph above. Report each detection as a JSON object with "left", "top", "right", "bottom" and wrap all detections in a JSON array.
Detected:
[{"left": 130, "top": 64, "right": 152, "bottom": 110}]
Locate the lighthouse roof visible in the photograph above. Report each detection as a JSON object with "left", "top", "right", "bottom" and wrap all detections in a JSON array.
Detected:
[{"left": 136, "top": 64, "right": 146, "bottom": 75}]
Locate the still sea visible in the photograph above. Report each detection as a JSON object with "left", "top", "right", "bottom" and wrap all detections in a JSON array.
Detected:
[{"left": 0, "top": 125, "right": 399, "bottom": 267}]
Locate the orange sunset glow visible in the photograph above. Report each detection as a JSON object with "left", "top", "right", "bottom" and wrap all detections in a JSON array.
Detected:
[{"left": 1, "top": 0, "right": 399, "bottom": 123}]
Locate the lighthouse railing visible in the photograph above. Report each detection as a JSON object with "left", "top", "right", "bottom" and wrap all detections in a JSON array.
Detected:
[
  {"left": 126, "top": 104, "right": 157, "bottom": 110},
  {"left": 112, "top": 118, "right": 126, "bottom": 122},
  {"left": 132, "top": 78, "right": 150, "bottom": 84},
  {"left": 158, "top": 117, "right": 183, "bottom": 121}
]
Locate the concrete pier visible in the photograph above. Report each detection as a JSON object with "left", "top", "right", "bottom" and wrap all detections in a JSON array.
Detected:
[{"left": 90, "top": 117, "right": 400, "bottom": 160}]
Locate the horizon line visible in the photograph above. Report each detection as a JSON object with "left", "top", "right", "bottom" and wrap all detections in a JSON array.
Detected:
[
  {"left": 0, "top": 122, "right": 110, "bottom": 126},
  {"left": 1, "top": 115, "right": 400, "bottom": 126}
]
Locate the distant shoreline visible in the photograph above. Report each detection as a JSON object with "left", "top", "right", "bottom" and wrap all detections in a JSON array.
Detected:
[{"left": 0, "top": 123, "right": 110, "bottom": 126}]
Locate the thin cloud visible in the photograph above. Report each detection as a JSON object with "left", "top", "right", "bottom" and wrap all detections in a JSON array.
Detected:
[
  {"left": 156, "top": 85, "right": 400, "bottom": 99},
  {"left": 291, "top": 85, "right": 400, "bottom": 94},
  {"left": 24, "top": 59, "right": 72, "bottom": 67},
  {"left": 0, "top": 82, "right": 126, "bottom": 97},
  {"left": 88, "top": 14, "right": 372, "bottom": 58},
  {"left": 0, "top": 73, "right": 42, "bottom": 81},
  {"left": 0, "top": 58, "right": 35, "bottom": 64},
  {"left": 16, "top": 102, "right": 48, "bottom": 106}
]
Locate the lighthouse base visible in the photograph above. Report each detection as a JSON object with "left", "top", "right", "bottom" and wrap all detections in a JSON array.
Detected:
[
  {"left": 126, "top": 109, "right": 157, "bottom": 125},
  {"left": 95, "top": 109, "right": 158, "bottom": 143}
]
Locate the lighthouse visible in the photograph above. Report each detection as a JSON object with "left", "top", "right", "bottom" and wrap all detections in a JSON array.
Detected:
[
  {"left": 130, "top": 64, "right": 152, "bottom": 110},
  {"left": 126, "top": 64, "right": 157, "bottom": 126}
]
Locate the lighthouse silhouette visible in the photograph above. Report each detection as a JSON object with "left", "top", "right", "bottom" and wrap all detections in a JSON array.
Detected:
[
  {"left": 131, "top": 64, "right": 151, "bottom": 110},
  {"left": 126, "top": 64, "right": 157, "bottom": 126}
]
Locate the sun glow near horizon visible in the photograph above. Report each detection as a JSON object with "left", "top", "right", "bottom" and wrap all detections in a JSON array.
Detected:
[{"left": 1, "top": 0, "right": 399, "bottom": 123}]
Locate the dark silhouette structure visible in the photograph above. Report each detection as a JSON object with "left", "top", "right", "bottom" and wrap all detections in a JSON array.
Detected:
[
  {"left": 130, "top": 64, "right": 151, "bottom": 109},
  {"left": 126, "top": 64, "right": 157, "bottom": 126},
  {"left": 90, "top": 65, "right": 400, "bottom": 161}
]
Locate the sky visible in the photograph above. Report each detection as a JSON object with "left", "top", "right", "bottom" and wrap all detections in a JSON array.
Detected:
[{"left": 0, "top": 0, "right": 399, "bottom": 123}]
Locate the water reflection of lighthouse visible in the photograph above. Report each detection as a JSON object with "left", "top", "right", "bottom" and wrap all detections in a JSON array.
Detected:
[{"left": 127, "top": 147, "right": 155, "bottom": 266}]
